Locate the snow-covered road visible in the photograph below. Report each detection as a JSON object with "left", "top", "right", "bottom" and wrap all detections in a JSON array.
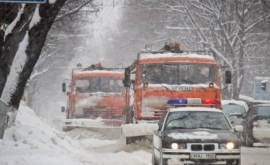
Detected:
[
  {"left": 68, "top": 128, "right": 270, "bottom": 165},
  {"left": 241, "top": 147, "right": 270, "bottom": 165},
  {"left": 66, "top": 128, "right": 152, "bottom": 165},
  {"left": 1, "top": 102, "right": 270, "bottom": 165}
]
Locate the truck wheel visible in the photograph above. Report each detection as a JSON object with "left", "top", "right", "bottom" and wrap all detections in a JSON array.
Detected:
[{"left": 245, "top": 133, "right": 253, "bottom": 147}]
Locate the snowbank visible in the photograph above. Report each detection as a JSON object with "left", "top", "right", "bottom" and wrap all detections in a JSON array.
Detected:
[
  {"left": 0, "top": 102, "right": 152, "bottom": 165},
  {"left": 0, "top": 102, "right": 87, "bottom": 165},
  {"left": 122, "top": 123, "right": 158, "bottom": 137}
]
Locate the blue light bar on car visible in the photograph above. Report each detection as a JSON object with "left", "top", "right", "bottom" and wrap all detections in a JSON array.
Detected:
[
  {"left": 167, "top": 99, "right": 188, "bottom": 105},
  {"left": 167, "top": 98, "right": 221, "bottom": 106}
]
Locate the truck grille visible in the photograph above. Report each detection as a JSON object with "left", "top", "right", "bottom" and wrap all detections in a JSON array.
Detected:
[{"left": 83, "top": 108, "right": 117, "bottom": 118}]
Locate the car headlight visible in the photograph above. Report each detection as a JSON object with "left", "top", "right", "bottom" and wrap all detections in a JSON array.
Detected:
[
  {"left": 226, "top": 142, "right": 234, "bottom": 150},
  {"left": 171, "top": 143, "right": 178, "bottom": 150},
  {"left": 220, "top": 142, "right": 235, "bottom": 150}
]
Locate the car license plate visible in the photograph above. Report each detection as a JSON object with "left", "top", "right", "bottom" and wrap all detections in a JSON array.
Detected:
[{"left": 190, "top": 153, "right": 215, "bottom": 159}]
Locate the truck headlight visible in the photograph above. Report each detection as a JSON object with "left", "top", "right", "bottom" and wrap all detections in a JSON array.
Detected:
[{"left": 171, "top": 143, "right": 178, "bottom": 150}]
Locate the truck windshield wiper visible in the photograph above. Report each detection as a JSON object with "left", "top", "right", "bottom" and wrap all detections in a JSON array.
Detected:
[{"left": 182, "top": 79, "right": 206, "bottom": 91}]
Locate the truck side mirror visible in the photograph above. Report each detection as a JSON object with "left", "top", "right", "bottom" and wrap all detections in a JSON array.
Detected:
[
  {"left": 62, "top": 83, "right": 66, "bottom": 93},
  {"left": 225, "top": 71, "right": 231, "bottom": 84},
  {"left": 61, "top": 106, "right": 65, "bottom": 112},
  {"left": 123, "top": 68, "right": 131, "bottom": 87}
]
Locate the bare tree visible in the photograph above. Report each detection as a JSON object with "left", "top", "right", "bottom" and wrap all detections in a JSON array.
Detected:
[
  {"left": 0, "top": 0, "right": 96, "bottom": 128},
  {"left": 156, "top": 0, "right": 270, "bottom": 99}
]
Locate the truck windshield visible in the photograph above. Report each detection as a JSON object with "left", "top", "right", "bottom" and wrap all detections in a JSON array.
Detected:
[
  {"left": 165, "top": 111, "right": 231, "bottom": 130},
  {"left": 74, "top": 77, "right": 125, "bottom": 93},
  {"left": 141, "top": 63, "right": 216, "bottom": 85}
]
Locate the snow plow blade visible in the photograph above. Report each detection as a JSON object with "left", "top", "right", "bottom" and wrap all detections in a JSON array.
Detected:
[
  {"left": 121, "top": 123, "right": 158, "bottom": 145},
  {"left": 60, "top": 118, "right": 122, "bottom": 131}
]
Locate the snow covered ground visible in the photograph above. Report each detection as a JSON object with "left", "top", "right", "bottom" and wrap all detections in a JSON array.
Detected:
[
  {"left": 0, "top": 102, "right": 151, "bottom": 165},
  {"left": 1, "top": 102, "right": 270, "bottom": 165}
]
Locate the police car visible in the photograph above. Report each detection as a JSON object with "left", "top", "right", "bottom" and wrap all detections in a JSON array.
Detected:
[{"left": 152, "top": 99, "right": 243, "bottom": 165}]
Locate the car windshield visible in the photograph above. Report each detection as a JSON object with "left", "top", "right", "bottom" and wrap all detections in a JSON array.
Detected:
[
  {"left": 140, "top": 63, "right": 216, "bottom": 85},
  {"left": 258, "top": 106, "right": 270, "bottom": 116},
  {"left": 165, "top": 111, "right": 231, "bottom": 130},
  {"left": 222, "top": 105, "right": 246, "bottom": 115},
  {"left": 74, "top": 77, "right": 125, "bottom": 93}
]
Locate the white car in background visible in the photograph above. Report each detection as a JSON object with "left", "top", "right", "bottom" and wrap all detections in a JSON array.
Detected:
[{"left": 221, "top": 100, "right": 248, "bottom": 126}]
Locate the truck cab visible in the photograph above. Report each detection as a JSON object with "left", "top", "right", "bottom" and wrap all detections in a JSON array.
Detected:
[
  {"left": 62, "top": 64, "right": 127, "bottom": 129},
  {"left": 126, "top": 43, "right": 230, "bottom": 123}
]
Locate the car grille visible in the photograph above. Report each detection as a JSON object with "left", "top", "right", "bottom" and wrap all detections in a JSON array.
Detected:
[{"left": 191, "top": 144, "right": 215, "bottom": 151}]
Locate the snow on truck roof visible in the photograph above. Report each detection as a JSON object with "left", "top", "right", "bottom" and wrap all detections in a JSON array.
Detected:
[
  {"left": 140, "top": 52, "right": 215, "bottom": 60},
  {"left": 169, "top": 107, "right": 222, "bottom": 113},
  {"left": 73, "top": 70, "right": 124, "bottom": 75}
]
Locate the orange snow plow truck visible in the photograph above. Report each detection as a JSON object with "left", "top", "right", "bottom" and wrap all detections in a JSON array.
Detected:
[
  {"left": 61, "top": 63, "right": 128, "bottom": 131},
  {"left": 122, "top": 42, "right": 232, "bottom": 143}
]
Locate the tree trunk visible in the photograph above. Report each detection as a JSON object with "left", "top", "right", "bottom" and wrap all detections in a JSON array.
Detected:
[
  {"left": 0, "top": 4, "right": 35, "bottom": 97},
  {"left": 6, "top": 0, "right": 67, "bottom": 127}
]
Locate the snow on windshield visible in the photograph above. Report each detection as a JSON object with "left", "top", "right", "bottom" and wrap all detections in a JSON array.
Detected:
[
  {"left": 165, "top": 111, "right": 231, "bottom": 130},
  {"left": 168, "top": 131, "right": 218, "bottom": 140}
]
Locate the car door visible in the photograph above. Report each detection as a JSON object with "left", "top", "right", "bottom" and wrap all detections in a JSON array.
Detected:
[{"left": 153, "top": 110, "right": 168, "bottom": 158}]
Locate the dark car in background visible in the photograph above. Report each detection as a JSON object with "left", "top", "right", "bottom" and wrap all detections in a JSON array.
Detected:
[{"left": 242, "top": 104, "right": 270, "bottom": 147}]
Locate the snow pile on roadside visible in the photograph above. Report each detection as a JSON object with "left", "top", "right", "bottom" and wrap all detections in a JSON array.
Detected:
[
  {"left": 0, "top": 102, "right": 87, "bottom": 165},
  {"left": 67, "top": 127, "right": 121, "bottom": 140},
  {"left": 120, "top": 139, "right": 152, "bottom": 153},
  {"left": 122, "top": 123, "right": 158, "bottom": 137}
]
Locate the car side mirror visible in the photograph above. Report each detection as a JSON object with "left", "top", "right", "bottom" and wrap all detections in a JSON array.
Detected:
[
  {"left": 234, "top": 125, "right": 243, "bottom": 132},
  {"left": 242, "top": 114, "right": 246, "bottom": 119}
]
